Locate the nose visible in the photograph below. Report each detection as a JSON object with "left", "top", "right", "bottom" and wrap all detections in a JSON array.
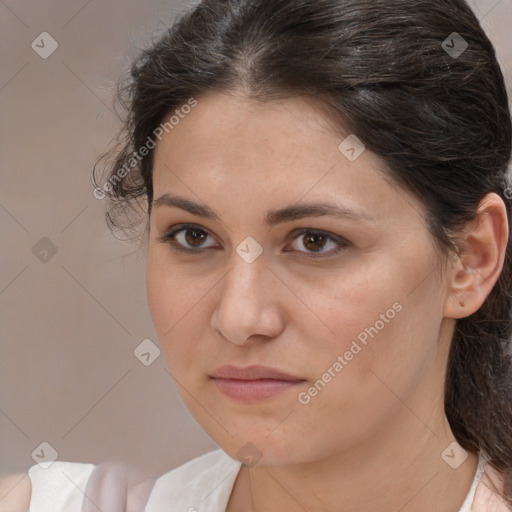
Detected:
[{"left": 210, "top": 255, "right": 286, "bottom": 345}]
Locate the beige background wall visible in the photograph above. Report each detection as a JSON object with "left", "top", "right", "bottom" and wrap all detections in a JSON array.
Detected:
[{"left": 1, "top": 0, "right": 511, "bottom": 475}]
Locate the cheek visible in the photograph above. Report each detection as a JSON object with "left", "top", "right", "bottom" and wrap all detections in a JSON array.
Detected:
[
  {"left": 146, "top": 250, "right": 212, "bottom": 370},
  {"left": 291, "top": 308, "right": 432, "bottom": 453},
  {"left": 298, "top": 250, "right": 443, "bottom": 398},
  {"left": 146, "top": 251, "right": 184, "bottom": 349},
  {"left": 146, "top": 253, "right": 171, "bottom": 332},
  {"left": 146, "top": 247, "right": 193, "bottom": 328},
  {"left": 290, "top": 262, "right": 403, "bottom": 357}
]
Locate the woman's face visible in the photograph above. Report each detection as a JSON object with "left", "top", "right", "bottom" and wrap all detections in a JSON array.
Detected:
[{"left": 146, "top": 91, "right": 454, "bottom": 466}]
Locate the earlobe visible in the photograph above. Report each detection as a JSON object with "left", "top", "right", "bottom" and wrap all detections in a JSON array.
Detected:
[
  {"left": 444, "top": 193, "right": 509, "bottom": 320},
  {"left": 445, "top": 260, "right": 482, "bottom": 319}
]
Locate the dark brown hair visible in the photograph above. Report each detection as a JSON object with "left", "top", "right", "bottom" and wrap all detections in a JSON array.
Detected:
[{"left": 92, "top": 0, "right": 512, "bottom": 501}]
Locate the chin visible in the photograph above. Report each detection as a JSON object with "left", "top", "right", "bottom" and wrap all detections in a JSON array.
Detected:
[{"left": 216, "top": 432, "right": 308, "bottom": 467}]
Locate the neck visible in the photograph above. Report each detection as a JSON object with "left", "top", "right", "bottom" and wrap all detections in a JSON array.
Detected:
[{"left": 227, "top": 412, "right": 478, "bottom": 512}]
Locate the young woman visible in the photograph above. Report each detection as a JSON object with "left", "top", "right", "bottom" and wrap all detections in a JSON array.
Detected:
[{"left": 3, "top": 0, "right": 512, "bottom": 510}]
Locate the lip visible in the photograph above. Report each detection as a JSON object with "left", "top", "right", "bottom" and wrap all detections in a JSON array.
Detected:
[
  {"left": 210, "top": 365, "right": 303, "bottom": 381},
  {"left": 210, "top": 365, "right": 306, "bottom": 402}
]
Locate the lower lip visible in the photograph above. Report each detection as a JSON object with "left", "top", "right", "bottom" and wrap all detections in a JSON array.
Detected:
[{"left": 212, "top": 378, "right": 305, "bottom": 402}]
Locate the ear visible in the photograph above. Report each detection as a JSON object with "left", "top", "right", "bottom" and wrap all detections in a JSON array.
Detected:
[{"left": 444, "top": 193, "right": 509, "bottom": 319}]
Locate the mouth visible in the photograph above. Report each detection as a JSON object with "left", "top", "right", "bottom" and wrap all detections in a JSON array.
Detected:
[{"left": 210, "top": 365, "right": 307, "bottom": 402}]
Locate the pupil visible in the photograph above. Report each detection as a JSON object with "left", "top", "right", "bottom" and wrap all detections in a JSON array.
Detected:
[
  {"left": 186, "top": 229, "right": 205, "bottom": 247},
  {"left": 304, "top": 233, "right": 325, "bottom": 252}
]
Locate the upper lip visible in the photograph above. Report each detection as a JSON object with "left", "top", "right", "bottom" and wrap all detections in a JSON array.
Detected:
[{"left": 210, "top": 365, "right": 304, "bottom": 381}]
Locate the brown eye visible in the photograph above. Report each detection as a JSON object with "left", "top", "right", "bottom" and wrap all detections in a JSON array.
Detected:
[
  {"left": 184, "top": 228, "right": 208, "bottom": 247},
  {"left": 159, "top": 224, "right": 217, "bottom": 252},
  {"left": 285, "top": 228, "right": 349, "bottom": 258},
  {"left": 302, "top": 232, "right": 329, "bottom": 252}
]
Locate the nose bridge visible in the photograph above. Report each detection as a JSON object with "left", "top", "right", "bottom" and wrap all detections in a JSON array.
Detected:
[
  {"left": 211, "top": 249, "right": 285, "bottom": 344},
  {"left": 222, "top": 251, "right": 268, "bottom": 317}
]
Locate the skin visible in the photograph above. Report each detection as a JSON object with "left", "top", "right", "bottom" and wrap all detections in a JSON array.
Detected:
[
  {"left": 0, "top": 473, "right": 31, "bottom": 511},
  {"left": 146, "top": 90, "right": 508, "bottom": 512}
]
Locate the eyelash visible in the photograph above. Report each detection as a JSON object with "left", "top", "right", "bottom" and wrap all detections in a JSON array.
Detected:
[{"left": 157, "top": 223, "right": 350, "bottom": 258}]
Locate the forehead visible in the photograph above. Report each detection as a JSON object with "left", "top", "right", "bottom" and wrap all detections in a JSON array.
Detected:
[
  {"left": 150, "top": 91, "right": 418, "bottom": 224},
  {"left": 154, "top": 91, "right": 343, "bottom": 162}
]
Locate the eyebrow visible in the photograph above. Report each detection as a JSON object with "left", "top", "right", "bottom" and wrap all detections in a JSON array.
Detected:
[{"left": 152, "top": 193, "right": 375, "bottom": 226}]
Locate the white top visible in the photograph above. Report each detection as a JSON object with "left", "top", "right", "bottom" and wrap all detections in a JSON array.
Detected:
[{"left": 28, "top": 449, "right": 510, "bottom": 511}]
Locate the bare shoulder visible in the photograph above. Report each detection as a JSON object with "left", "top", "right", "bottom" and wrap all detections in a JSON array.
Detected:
[{"left": 0, "top": 473, "right": 31, "bottom": 512}]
